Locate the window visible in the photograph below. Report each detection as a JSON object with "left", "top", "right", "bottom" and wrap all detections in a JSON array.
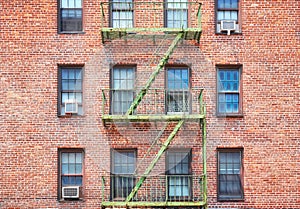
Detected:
[
  {"left": 165, "top": 0, "right": 188, "bottom": 28},
  {"left": 111, "top": 149, "right": 136, "bottom": 199},
  {"left": 58, "top": 149, "right": 84, "bottom": 199},
  {"left": 217, "top": 66, "right": 242, "bottom": 115},
  {"left": 166, "top": 149, "right": 192, "bottom": 200},
  {"left": 166, "top": 67, "right": 190, "bottom": 113},
  {"left": 59, "top": 67, "right": 83, "bottom": 116},
  {"left": 111, "top": 0, "right": 133, "bottom": 28},
  {"left": 59, "top": 0, "right": 83, "bottom": 32},
  {"left": 111, "top": 66, "right": 135, "bottom": 114},
  {"left": 216, "top": 0, "right": 240, "bottom": 33},
  {"left": 218, "top": 149, "right": 243, "bottom": 201}
]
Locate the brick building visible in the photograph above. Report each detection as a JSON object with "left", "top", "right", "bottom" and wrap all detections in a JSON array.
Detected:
[{"left": 0, "top": 0, "right": 299, "bottom": 208}]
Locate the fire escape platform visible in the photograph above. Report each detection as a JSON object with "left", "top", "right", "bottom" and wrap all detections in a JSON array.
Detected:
[
  {"left": 101, "top": 201, "right": 206, "bottom": 207},
  {"left": 102, "top": 114, "right": 204, "bottom": 123},
  {"left": 101, "top": 28, "right": 202, "bottom": 43}
]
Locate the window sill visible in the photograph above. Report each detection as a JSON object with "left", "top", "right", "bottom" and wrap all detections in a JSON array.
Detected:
[
  {"left": 58, "top": 31, "right": 85, "bottom": 35},
  {"left": 58, "top": 198, "right": 85, "bottom": 202},
  {"left": 58, "top": 114, "right": 84, "bottom": 118},
  {"left": 217, "top": 198, "right": 244, "bottom": 202},
  {"left": 215, "top": 32, "right": 243, "bottom": 36},
  {"left": 216, "top": 113, "right": 244, "bottom": 118}
]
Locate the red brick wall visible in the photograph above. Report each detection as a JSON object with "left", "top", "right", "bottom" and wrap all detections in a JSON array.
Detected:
[{"left": 0, "top": 0, "right": 299, "bottom": 208}]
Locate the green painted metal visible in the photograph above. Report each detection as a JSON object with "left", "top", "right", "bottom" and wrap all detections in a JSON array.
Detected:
[
  {"left": 126, "top": 32, "right": 184, "bottom": 115},
  {"left": 101, "top": 176, "right": 105, "bottom": 202},
  {"left": 125, "top": 120, "right": 185, "bottom": 203},
  {"left": 202, "top": 105, "right": 207, "bottom": 209},
  {"left": 197, "top": 3, "right": 202, "bottom": 33},
  {"left": 102, "top": 201, "right": 206, "bottom": 207},
  {"left": 101, "top": 89, "right": 106, "bottom": 116},
  {"left": 101, "top": 27, "right": 201, "bottom": 33},
  {"left": 101, "top": 114, "right": 204, "bottom": 123}
]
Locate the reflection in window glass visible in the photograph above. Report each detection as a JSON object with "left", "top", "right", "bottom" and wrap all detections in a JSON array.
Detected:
[
  {"left": 59, "top": 67, "right": 83, "bottom": 115},
  {"left": 166, "top": 150, "right": 191, "bottom": 199},
  {"left": 166, "top": 0, "right": 188, "bottom": 28},
  {"left": 218, "top": 150, "right": 243, "bottom": 200},
  {"left": 111, "top": 150, "right": 136, "bottom": 199},
  {"left": 217, "top": 68, "right": 241, "bottom": 114},
  {"left": 60, "top": 150, "right": 83, "bottom": 190},
  {"left": 112, "top": 67, "right": 135, "bottom": 114},
  {"left": 166, "top": 68, "right": 190, "bottom": 113}
]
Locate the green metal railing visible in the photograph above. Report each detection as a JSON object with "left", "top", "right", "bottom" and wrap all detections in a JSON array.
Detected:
[
  {"left": 101, "top": 174, "right": 206, "bottom": 207},
  {"left": 100, "top": 1, "right": 202, "bottom": 42},
  {"left": 101, "top": 88, "right": 205, "bottom": 120}
]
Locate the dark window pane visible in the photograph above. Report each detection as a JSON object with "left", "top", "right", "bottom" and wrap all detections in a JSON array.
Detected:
[
  {"left": 112, "top": 150, "right": 136, "bottom": 199},
  {"left": 218, "top": 151, "right": 243, "bottom": 199},
  {"left": 167, "top": 151, "right": 191, "bottom": 198}
]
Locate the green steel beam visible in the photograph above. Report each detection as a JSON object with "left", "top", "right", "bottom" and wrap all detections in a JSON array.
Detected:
[
  {"left": 125, "top": 120, "right": 185, "bottom": 203},
  {"left": 201, "top": 105, "right": 207, "bottom": 209},
  {"left": 101, "top": 27, "right": 201, "bottom": 34},
  {"left": 126, "top": 32, "right": 184, "bottom": 115},
  {"left": 102, "top": 114, "right": 204, "bottom": 123},
  {"left": 102, "top": 201, "right": 206, "bottom": 207}
]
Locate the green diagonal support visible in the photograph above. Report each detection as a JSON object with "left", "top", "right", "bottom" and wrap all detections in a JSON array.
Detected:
[
  {"left": 126, "top": 32, "right": 184, "bottom": 115},
  {"left": 125, "top": 120, "right": 185, "bottom": 203}
]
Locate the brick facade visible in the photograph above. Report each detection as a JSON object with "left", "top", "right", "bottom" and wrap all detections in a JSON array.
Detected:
[{"left": 0, "top": 0, "right": 299, "bottom": 208}]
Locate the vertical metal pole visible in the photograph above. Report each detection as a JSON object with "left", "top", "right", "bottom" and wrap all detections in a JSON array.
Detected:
[{"left": 201, "top": 105, "right": 207, "bottom": 208}]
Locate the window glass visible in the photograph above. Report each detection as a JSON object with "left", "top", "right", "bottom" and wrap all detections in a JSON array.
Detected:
[
  {"left": 112, "top": 67, "right": 135, "bottom": 114},
  {"left": 216, "top": 0, "right": 239, "bottom": 33},
  {"left": 166, "top": 150, "right": 191, "bottom": 198},
  {"left": 59, "top": 149, "right": 84, "bottom": 199},
  {"left": 59, "top": 67, "right": 83, "bottom": 115},
  {"left": 111, "top": 150, "right": 136, "bottom": 199},
  {"left": 59, "top": 0, "right": 83, "bottom": 32},
  {"left": 166, "top": 68, "right": 190, "bottom": 113},
  {"left": 217, "top": 68, "right": 241, "bottom": 115},
  {"left": 165, "top": 0, "right": 188, "bottom": 28},
  {"left": 112, "top": 0, "right": 133, "bottom": 28},
  {"left": 218, "top": 150, "right": 243, "bottom": 200}
]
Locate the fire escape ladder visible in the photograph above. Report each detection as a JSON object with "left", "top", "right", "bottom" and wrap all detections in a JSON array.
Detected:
[
  {"left": 125, "top": 120, "right": 185, "bottom": 203},
  {"left": 126, "top": 32, "right": 184, "bottom": 115}
]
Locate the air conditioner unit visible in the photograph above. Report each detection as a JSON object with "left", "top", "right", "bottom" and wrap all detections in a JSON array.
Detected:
[
  {"left": 220, "top": 20, "right": 236, "bottom": 35},
  {"left": 64, "top": 100, "right": 78, "bottom": 114},
  {"left": 62, "top": 186, "right": 80, "bottom": 199}
]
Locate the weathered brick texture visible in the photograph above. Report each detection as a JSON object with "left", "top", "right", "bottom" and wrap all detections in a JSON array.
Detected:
[{"left": 0, "top": 0, "right": 299, "bottom": 208}]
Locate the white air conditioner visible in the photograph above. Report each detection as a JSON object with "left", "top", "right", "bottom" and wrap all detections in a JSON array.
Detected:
[
  {"left": 64, "top": 100, "right": 78, "bottom": 114},
  {"left": 62, "top": 186, "right": 80, "bottom": 199},
  {"left": 220, "top": 20, "right": 236, "bottom": 35}
]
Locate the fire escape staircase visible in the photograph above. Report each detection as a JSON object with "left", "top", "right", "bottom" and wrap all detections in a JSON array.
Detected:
[{"left": 100, "top": 1, "right": 207, "bottom": 208}]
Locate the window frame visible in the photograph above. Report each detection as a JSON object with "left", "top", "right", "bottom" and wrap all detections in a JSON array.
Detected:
[
  {"left": 217, "top": 148, "right": 244, "bottom": 201},
  {"left": 165, "top": 66, "right": 191, "bottom": 114},
  {"left": 110, "top": 65, "right": 136, "bottom": 115},
  {"left": 215, "top": 0, "right": 241, "bottom": 34},
  {"left": 110, "top": 149, "right": 137, "bottom": 200},
  {"left": 110, "top": 0, "right": 134, "bottom": 28},
  {"left": 58, "top": 0, "right": 84, "bottom": 33},
  {"left": 216, "top": 65, "right": 243, "bottom": 117},
  {"left": 58, "top": 148, "right": 85, "bottom": 200},
  {"left": 164, "top": 0, "right": 189, "bottom": 28},
  {"left": 58, "top": 65, "right": 84, "bottom": 116},
  {"left": 165, "top": 148, "right": 192, "bottom": 200}
]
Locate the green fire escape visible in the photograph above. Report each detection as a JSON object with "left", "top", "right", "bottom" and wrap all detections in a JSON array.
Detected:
[{"left": 100, "top": 1, "right": 207, "bottom": 208}]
